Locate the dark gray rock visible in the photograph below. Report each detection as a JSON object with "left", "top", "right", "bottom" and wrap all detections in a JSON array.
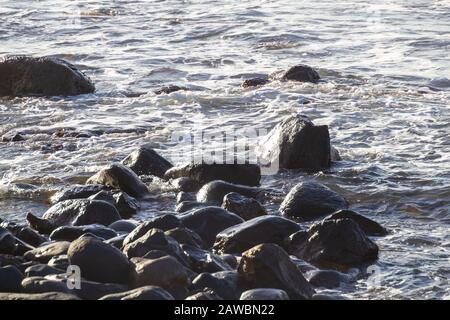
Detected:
[
  {"left": 0, "top": 254, "right": 27, "bottom": 271},
  {"left": 0, "top": 227, "right": 16, "bottom": 255},
  {"left": 176, "top": 201, "right": 208, "bottom": 213},
  {"left": 179, "top": 207, "right": 244, "bottom": 248},
  {"left": 24, "top": 241, "right": 70, "bottom": 263},
  {"left": 181, "top": 244, "right": 232, "bottom": 273},
  {"left": 108, "top": 220, "right": 139, "bottom": 233},
  {"left": 221, "top": 192, "right": 267, "bottom": 220},
  {"left": 122, "top": 145, "right": 173, "bottom": 178},
  {"left": 12, "top": 226, "right": 47, "bottom": 247},
  {"left": 280, "top": 181, "right": 349, "bottom": 221},
  {"left": 113, "top": 192, "right": 140, "bottom": 218},
  {"left": 258, "top": 114, "right": 331, "bottom": 170},
  {"left": 213, "top": 215, "right": 301, "bottom": 254},
  {"left": 165, "top": 227, "right": 204, "bottom": 249},
  {"left": 240, "top": 288, "right": 289, "bottom": 300},
  {"left": 176, "top": 191, "right": 196, "bottom": 204},
  {"left": 324, "top": 210, "right": 388, "bottom": 236},
  {"left": 170, "top": 177, "right": 201, "bottom": 192},
  {"left": 47, "top": 254, "right": 70, "bottom": 270},
  {"left": 99, "top": 285, "right": 175, "bottom": 300},
  {"left": 281, "top": 65, "right": 320, "bottom": 83},
  {"left": 51, "top": 184, "right": 106, "bottom": 203},
  {"left": 238, "top": 243, "right": 315, "bottom": 299},
  {"left": 0, "top": 56, "right": 95, "bottom": 97},
  {"left": 25, "top": 264, "right": 64, "bottom": 277},
  {"left": 0, "top": 265, "right": 24, "bottom": 292},
  {"left": 185, "top": 288, "right": 224, "bottom": 300},
  {"left": 164, "top": 163, "right": 261, "bottom": 187},
  {"left": 50, "top": 224, "right": 118, "bottom": 241},
  {"left": 190, "top": 271, "right": 244, "bottom": 300},
  {"left": 68, "top": 235, "right": 131, "bottom": 284},
  {"left": 307, "top": 269, "right": 350, "bottom": 289},
  {"left": 104, "top": 234, "right": 127, "bottom": 249},
  {"left": 197, "top": 180, "right": 262, "bottom": 205},
  {"left": 86, "top": 163, "right": 148, "bottom": 198}
]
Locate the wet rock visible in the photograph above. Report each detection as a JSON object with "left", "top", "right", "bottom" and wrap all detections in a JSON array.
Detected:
[
  {"left": 331, "top": 146, "right": 341, "bottom": 161},
  {"left": 281, "top": 64, "right": 320, "bottom": 83},
  {"left": 0, "top": 227, "right": 17, "bottom": 255},
  {"left": 0, "top": 292, "right": 80, "bottom": 300},
  {"left": 197, "top": 180, "right": 262, "bottom": 205},
  {"left": 238, "top": 243, "right": 314, "bottom": 299},
  {"left": 0, "top": 265, "right": 24, "bottom": 292},
  {"left": 12, "top": 226, "right": 47, "bottom": 247},
  {"left": 222, "top": 192, "right": 267, "bottom": 220},
  {"left": 324, "top": 210, "right": 388, "bottom": 236},
  {"left": 24, "top": 241, "right": 70, "bottom": 263},
  {"left": 240, "top": 288, "right": 289, "bottom": 300},
  {"left": 280, "top": 181, "right": 349, "bottom": 221},
  {"left": 307, "top": 269, "right": 349, "bottom": 289},
  {"left": 0, "top": 56, "right": 95, "bottom": 97},
  {"left": 21, "top": 276, "right": 70, "bottom": 294},
  {"left": 170, "top": 177, "right": 201, "bottom": 192},
  {"left": 288, "top": 219, "right": 379, "bottom": 268},
  {"left": 108, "top": 220, "right": 139, "bottom": 233},
  {"left": 182, "top": 244, "right": 232, "bottom": 273},
  {"left": 258, "top": 114, "right": 331, "bottom": 170},
  {"left": 131, "top": 256, "right": 189, "bottom": 289},
  {"left": 99, "top": 285, "right": 175, "bottom": 300},
  {"left": 86, "top": 163, "right": 148, "bottom": 198},
  {"left": 25, "top": 264, "right": 64, "bottom": 277},
  {"left": 51, "top": 184, "right": 106, "bottom": 204},
  {"left": 154, "top": 85, "right": 187, "bottom": 95},
  {"left": 0, "top": 254, "right": 27, "bottom": 270},
  {"left": 113, "top": 192, "right": 140, "bottom": 218},
  {"left": 190, "top": 271, "right": 244, "bottom": 300},
  {"left": 176, "top": 201, "right": 208, "bottom": 213},
  {"left": 242, "top": 77, "right": 270, "bottom": 88},
  {"left": 47, "top": 255, "right": 70, "bottom": 270},
  {"left": 213, "top": 215, "right": 301, "bottom": 254},
  {"left": 50, "top": 224, "right": 118, "bottom": 241},
  {"left": 221, "top": 254, "right": 238, "bottom": 269},
  {"left": 176, "top": 191, "right": 196, "bottom": 204},
  {"left": 2, "top": 130, "right": 25, "bottom": 142},
  {"left": 165, "top": 163, "right": 261, "bottom": 187},
  {"left": 180, "top": 207, "right": 244, "bottom": 248},
  {"left": 105, "top": 234, "right": 127, "bottom": 249},
  {"left": 165, "top": 227, "right": 204, "bottom": 249},
  {"left": 122, "top": 145, "right": 173, "bottom": 178},
  {"left": 185, "top": 289, "right": 224, "bottom": 300}
]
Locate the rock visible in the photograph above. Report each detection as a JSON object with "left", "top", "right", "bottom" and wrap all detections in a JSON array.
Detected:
[
  {"left": 258, "top": 114, "right": 331, "bottom": 170},
  {"left": 51, "top": 184, "right": 106, "bottom": 203},
  {"left": 238, "top": 243, "right": 314, "bottom": 299},
  {"left": 0, "top": 265, "right": 24, "bottom": 292},
  {"left": 108, "top": 220, "right": 139, "bottom": 233},
  {"left": 185, "top": 289, "right": 224, "bottom": 300},
  {"left": 240, "top": 288, "right": 289, "bottom": 300},
  {"left": 67, "top": 235, "right": 131, "bottom": 284},
  {"left": 12, "top": 226, "right": 47, "bottom": 247},
  {"left": 24, "top": 241, "right": 70, "bottom": 263},
  {"left": 122, "top": 214, "right": 181, "bottom": 247},
  {"left": 221, "top": 254, "right": 238, "bottom": 269},
  {"left": 21, "top": 276, "right": 70, "bottom": 294},
  {"left": 2, "top": 131, "right": 25, "bottom": 142},
  {"left": 242, "top": 77, "right": 270, "bottom": 88},
  {"left": 221, "top": 192, "right": 267, "bottom": 220},
  {"left": 0, "top": 292, "right": 80, "bottom": 300},
  {"left": 281, "top": 65, "right": 320, "bottom": 83},
  {"left": 331, "top": 146, "right": 341, "bottom": 161},
  {"left": 324, "top": 210, "right": 388, "bottom": 236},
  {"left": 99, "top": 285, "right": 175, "bottom": 300},
  {"left": 50, "top": 224, "right": 118, "bottom": 241},
  {"left": 213, "top": 215, "right": 301, "bottom": 254},
  {"left": 190, "top": 271, "right": 244, "bottom": 300},
  {"left": 86, "top": 163, "right": 148, "bottom": 198},
  {"left": 180, "top": 207, "right": 244, "bottom": 248},
  {"left": 197, "top": 180, "right": 262, "bottom": 205},
  {"left": 164, "top": 163, "right": 261, "bottom": 186},
  {"left": 0, "top": 227, "right": 16, "bottom": 255},
  {"left": 47, "top": 255, "right": 70, "bottom": 270},
  {"left": 165, "top": 227, "right": 204, "bottom": 249},
  {"left": 176, "top": 201, "right": 208, "bottom": 213},
  {"left": 176, "top": 191, "right": 196, "bottom": 204},
  {"left": 25, "top": 264, "right": 64, "bottom": 277},
  {"left": 182, "top": 244, "right": 232, "bottom": 273},
  {"left": 307, "top": 270, "right": 349, "bottom": 289},
  {"left": 279, "top": 181, "right": 349, "bottom": 221},
  {"left": 154, "top": 85, "right": 187, "bottom": 95},
  {"left": 27, "top": 199, "right": 121, "bottom": 234},
  {"left": 288, "top": 219, "right": 379, "bottom": 268},
  {"left": 131, "top": 256, "right": 189, "bottom": 289},
  {"left": 113, "top": 192, "right": 140, "bottom": 218},
  {"left": 0, "top": 254, "right": 27, "bottom": 271},
  {"left": 170, "top": 177, "right": 201, "bottom": 192},
  {"left": 0, "top": 56, "right": 95, "bottom": 97},
  {"left": 105, "top": 234, "right": 127, "bottom": 249},
  {"left": 122, "top": 145, "right": 173, "bottom": 178}
]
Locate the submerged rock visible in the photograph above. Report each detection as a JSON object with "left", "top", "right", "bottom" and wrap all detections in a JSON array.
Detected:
[
  {"left": 197, "top": 180, "right": 262, "bottom": 205},
  {"left": 258, "top": 114, "right": 331, "bottom": 170},
  {"left": 50, "top": 224, "right": 118, "bottom": 241},
  {"left": 324, "top": 210, "right": 388, "bottom": 236},
  {"left": 240, "top": 288, "right": 289, "bottom": 300},
  {"left": 221, "top": 192, "right": 267, "bottom": 220},
  {"left": 51, "top": 184, "right": 106, "bottom": 204},
  {"left": 122, "top": 145, "right": 173, "bottom": 178},
  {"left": 238, "top": 243, "right": 314, "bottom": 299},
  {"left": 2, "top": 130, "right": 25, "bottom": 142},
  {"left": 86, "top": 163, "right": 148, "bottom": 198},
  {"left": 281, "top": 64, "right": 320, "bottom": 83},
  {"left": 154, "top": 85, "right": 187, "bottom": 95},
  {"left": 164, "top": 163, "right": 261, "bottom": 186},
  {"left": 279, "top": 181, "right": 349, "bottom": 221},
  {"left": 213, "top": 215, "right": 301, "bottom": 254},
  {"left": 0, "top": 56, "right": 95, "bottom": 97},
  {"left": 99, "top": 285, "right": 175, "bottom": 300},
  {"left": 242, "top": 77, "right": 270, "bottom": 88}
]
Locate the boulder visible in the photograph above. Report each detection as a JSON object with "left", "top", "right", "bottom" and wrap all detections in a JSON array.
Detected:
[
  {"left": 10, "top": 225, "right": 47, "bottom": 247},
  {"left": 197, "top": 180, "right": 262, "bottom": 205},
  {"left": 281, "top": 64, "right": 320, "bottom": 83},
  {"left": 86, "top": 163, "right": 148, "bottom": 198},
  {"left": 181, "top": 244, "right": 232, "bottom": 273},
  {"left": 67, "top": 235, "right": 131, "bottom": 284},
  {"left": 0, "top": 56, "right": 95, "bottom": 97},
  {"left": 122, "top": 145, "right": 173, "bottom": 178},
  {"left": 108, "top": 220, "right": 139, "bottom": 233},
  {"left": 324, "top": 210, "right": 388, "bottom": 236},
  {"left": 176, "top": 191, "right": 196, "bottom": 204},
  {"left": 47, "top": 255, "right": 70, "bottom": 270},
  {"left": 165, "top": 227, "right": 204, "bottom": 249},
  {"left": 0, "top": 254, "right": 27, "bottom": 271},
  {"left": 25, "top": 264, "right": 64, "bottom": 277},
  {"left": 279, "top": 181, "right": 349, "bottom": 221},
  {"left": 221, "top": 192, "right": 267, "bottom": 220},
  {"left": 50, "top": 224, "right": 118, "bottom": 241},
  {"left": 113, "top": 192, "right": 140, "bottom": 218},
  {"left": 164, "top": 163, "right": 261, "bottom": 186},
  {"left": 258, "top": 114, "right": 331, "bottom": 170},
  {"left": 105, "top": 234, "right": 127, "bottom": 249},
  {"left": 0, "top": 227, "right": 16, "bottom": 255},
  {"left": 0, "top": 292, "right": 80, "bottom": 300},
  {"left": 0, "top": 265, "right": 24, "bottom": 292},
  {"left": 24, "top": 241, "right": 70, "bottom": 263},
  {"left": 179, "top": 207, "right": 244, "bottom": 248},
  {"left": 190, "top": 271, "right": 244, "bottom": 300},
  {"left": 242, "top": 77, "right": 270, "bottom": 88},
  {"left": 240, "top": 288, "right": 289, "bottom": 300},
  {"left": 288, "top": 219, "right": 379, "bottom": 268},
  {"left": 176, "top": 201, "right": 208, "bottom": 213},
  {"left": 213, "top": 215, "right": 301, "bottom": 254},
  {"left": 307, "top": 270, "right": 350, "bottom": 289},
  {"left": 170, "top": 177, "right": 201, "bottom": 192},
  {"left": 99, "top": 285, "right": 175, "bottom": 300},
  {"left": 238, "top": 243, "right": 314, "bottom": 299},
  {"left": 51, "top": 184, "right": 106, "bottom": 204}
]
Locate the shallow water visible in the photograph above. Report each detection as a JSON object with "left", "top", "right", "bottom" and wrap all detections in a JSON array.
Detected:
[{"left": 0, "top": 0, "right": 449, "bottom": 299}]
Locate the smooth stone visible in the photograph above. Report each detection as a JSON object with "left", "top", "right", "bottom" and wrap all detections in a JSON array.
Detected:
[
  {"left": 51, "top": 184, "right": 106, "bottom": 203},
  {"left": 221, "top": 254, "right": 238, "bottom": 269},
  {"left": 113, "top": 192, "right": 140, "bottom": 218},
  {"left": 213, "top": 215, "right": 301, "bottom": 254},
  {"left": 288, "top": 219, "right": 379, "bottom": 269},
  {"left": 0, "top": 265, "right": 24, "bottom": 292},
  {"left": 0, "top": 254, "right": 27, "bottom": 271},
  {"left": 258, "top": 114, "right": 331, "bottom": 170},
  {"left": 0, "top": 292, "right": 80, "bottom": 300},
  {"left": 170, "top": 177, "right": 201, "bottom": 192},
  {"left": 281, "top": 64, "right": 320, "bottom": 83},
  {"left": 165, "top": 227, "right": 204, "bottom": 249},
  {"left": 179, "top": 207, "right": 244, "bottom": 248},
  {"left": 181, "top": 244, "right": 232, "bottom": 273},
  {"left": 25, "top": 264, "right": 64, "bottom": 277},
  {"left": 242, "top": 77, "right": 270, "bottom": 88},
  {"left": 240, "top": 288, "right": 289, "bottom": 300},
  {"left": 0, "top": 227, "right": 17, "bottom": 255},
  {"left": 279, "top": 181, "right": 349, "bottom": 221},
  {"left": 238, "top": 243, "right": 315, "bottom": 299},
  {"left": 104, "top": 234, "right": 127, "bottom": 249},
  {"left": 99, "top": 285, "right": 175, "bottom": 300},
  {"left": 176, "top": 201, "right": 208, "bottom": 213},
  {"left": 47, "top": 254, "right": 70, "bottom": 270},
  {"left": 108, "top": 220, "right": 139, "bottom": 233},
  {"left": 185, "top": 289, "right": 224, "bottom": 300},
  {"left": 122, "top": 145, "right": 173, "bottom": 178},
  {"left": 0, "top": 56, "right": 95, "bottom": 97},
  {"left": 190, "top": 271, "right": 244, "bottom": 300},
  {"left": 12, "top": 226, "right": 47, "bottom": 247},
  {"left": 197, "top": 180, "right": 262, "bottom": 205},
  {"left": 176, "top": 191, "right": 196, "bottom": 204},
  {"left": 68, "top": 235, "right": 131, "bottom": 284},
  {"left": 24, "top": 241, "right": 70, "bottom": 263},
  {"left": 164, "top": 163, "right": 261, "bottom": 187},
  {"left": 221, "top": 192, "right": 267, "bottom": 220},
  {"left": 86, "top": 163, "right": 148, "bottom": 198},
  {"left": 50, "top": 224, "right": 117, "bottom": 242},
  {"left": 325, "top": 210, "right": 388, "bottom": 236},
  {"left": 307, "top": 270, "right": 350, "bottom": 289}
]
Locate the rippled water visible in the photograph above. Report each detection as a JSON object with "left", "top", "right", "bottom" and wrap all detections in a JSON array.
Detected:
[{"left": 0, "top": 0, "right": 449, "bottom": 299}]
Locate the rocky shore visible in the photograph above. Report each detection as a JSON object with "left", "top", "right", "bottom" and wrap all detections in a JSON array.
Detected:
[{"left": 0, "top": 56, "right": 389, "bottom": 300}]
